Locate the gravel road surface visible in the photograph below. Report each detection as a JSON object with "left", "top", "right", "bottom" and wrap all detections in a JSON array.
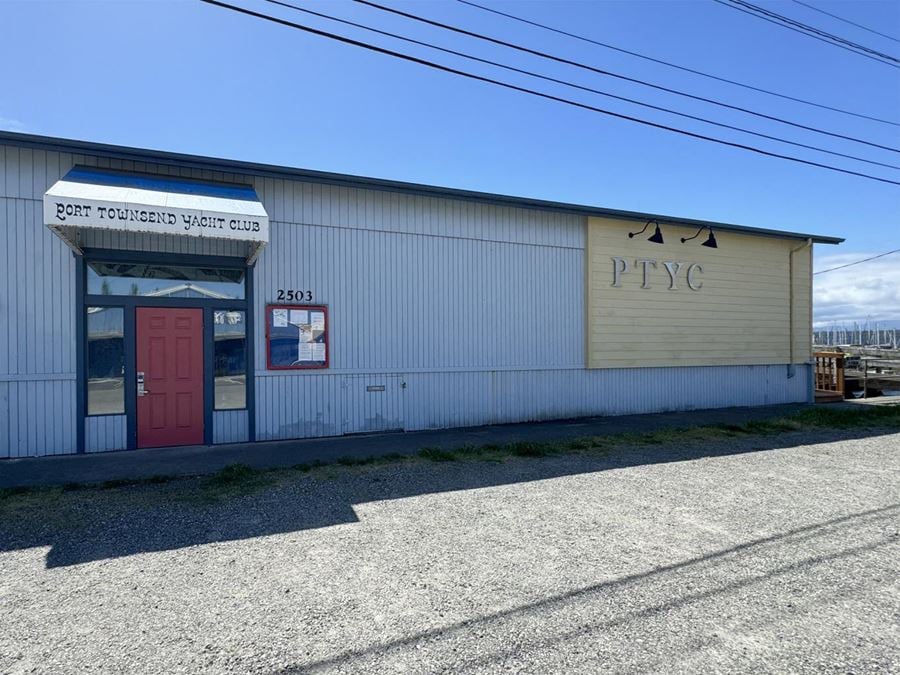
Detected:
[{"left": 1, "top": 428, "right": 898, "bottom": 673}]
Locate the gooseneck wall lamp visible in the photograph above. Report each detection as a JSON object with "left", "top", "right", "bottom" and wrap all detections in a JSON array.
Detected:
[
  {"left": 628, "top": 219, "right": 665, "bottom": 244},
  {"left": 681, "top": 226, "right": 718, "bottom": 249}
]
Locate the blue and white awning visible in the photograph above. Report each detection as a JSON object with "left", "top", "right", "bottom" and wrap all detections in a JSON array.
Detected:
[{"left": 44, "top": 167, "right": 269, "bottom": 262}]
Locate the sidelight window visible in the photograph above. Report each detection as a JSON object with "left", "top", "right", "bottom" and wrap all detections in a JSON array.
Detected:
[
  {"left": 214, "top": 310, "right": 247, "bottom": 410},
  {"left": 86, "top": 306, "right": 125, "bottom": 415}
]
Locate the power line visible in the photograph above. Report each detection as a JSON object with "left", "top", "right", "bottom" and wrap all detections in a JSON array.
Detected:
[
  {"left": 714, "top": 0, "right": 900, "bottom": 67},
  {"left": 262, "top": 0, "right": 900, "bottom": 171},
  {"left": 726, "top": 0, "right": 900, "bottom": 60},
  {"left": 791, "top": 0, "right": 900, "bottom": 45},
  {"left": 814, "top": 248, "right": 900, "bottom": 275},
  {"left": 457, "top": 0, "right": 899, "bottom": 128},
  {"left": 353, "top": 0, "right": 900, "bottom": 154},
  {"left": 716, "top": 0, "right": 897, "bottom": 67},
  {"left": 198, "top": 0, "right": 900, "bottom": 186},
  {"left": 722, "top": 0, "right": 900, "bottom": 62}
]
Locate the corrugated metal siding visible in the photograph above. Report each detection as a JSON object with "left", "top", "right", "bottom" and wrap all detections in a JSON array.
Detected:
[
  {"left": 256, "top": 374, "right": 342, "bottom": 441},
  {"left": 213, "top": 409, "right": 249, "bottom": 444},
  {"left": 4, "top": 379, "right": 76, "bottom": 457},
  {"left": 0, "top": 382, "right": 8, "bottom": 458},
  {"left": 1, "top": 197, "right": 77, "bottom": 376},
  {"left": 1, "top": 146, "right": 79, "bottom": 458},
  {"left": 83, "top": 412, "right": 248, "bottom": 451},
  {"left": 406, "top": 364, "right": 811, "bottom": 428},
  {"left": 341, "top": 374, "right": 405, "bottom": 434},
  {"left": 254, "top": 222, "right": 584, "bottom": 373},
  {"left": 256, "top": 365, "right": 810, "bottom": 440},
  {"left": 85, "top": 415, "right": 127, "bottom": 453},
  {"left": 251, "top": 180, "right": 584, "bottom": 248},
  {"left": 252, "top": 191, "right": 586, "bottom": 442}
]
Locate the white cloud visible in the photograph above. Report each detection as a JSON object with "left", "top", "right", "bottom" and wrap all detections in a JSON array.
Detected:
[
  {"left": 0, "top": 116, "right": 25, "bottom": 132},
  {"left": 814, "top": 251, "right": 900, "bottom": 327}
]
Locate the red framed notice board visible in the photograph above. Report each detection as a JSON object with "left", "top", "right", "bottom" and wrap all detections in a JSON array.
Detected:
[{"left": 265, "top": 304, "right": 329, "bottom": 369}]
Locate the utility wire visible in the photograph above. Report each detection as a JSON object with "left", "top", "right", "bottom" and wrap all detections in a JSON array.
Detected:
[
  {"left": 263, "top": 0, "right": 900, "bottom": 171},
  {"left": 716, "top": 0, "right": 897, "bottom": 67},
  {"left": 458, "top": 0, "right": 899, "bottom": 128},
  {"left": 725, "top": 0, "right": 900, "bottom": 60},
  {"left": 791, "top": 0, "right": 900, "bottom": 45},
  {"left": 714, "top": 0, "right": 900, "bottom": 67},
  {"left": 198, "top": 0, "right": 900, "bottom": 186},
  {"left": 354, "top": 0, "right": 900, "bottom": 154},
  {"left": 814, "top": 248, "right": 900, "bottom": 275}
]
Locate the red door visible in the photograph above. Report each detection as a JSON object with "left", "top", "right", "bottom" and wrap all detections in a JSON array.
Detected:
[{"left": 136, "top": 308, "right": 204, "bottom": 448}]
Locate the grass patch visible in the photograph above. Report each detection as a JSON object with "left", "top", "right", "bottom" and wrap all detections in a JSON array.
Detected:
[
  {"left": 207, "top": 463, "right": 258, "bottom": 485},
  {"left": 101, "top": 478, "right": 142, "bottom": 489},
  {"left": 292, "top": 459, "right": 327, "bottom": 472},
  {"left": 787, "top": 404, "right": 900, "bottom": 428},
  {"left": 4, "top": 404, "right": 898, "bottom": 507},
  {"left": 189, "top": 463, "right": 275, "bottom": 503},
  {"left": 509, "top": 441, "right": 551, "bottom": 457},
  {"left": 416, "top": 405, "right": 900, "bottom": 466},
  {"left": 0, "top": 473, "right": 180, "bottom": 511},
  {"left": 336, "top": 456, "right": 367, "bottom": 467},
  {"left": 0, "top": 486, "right": 76, "bottom": 527},
  {"left": 418, "top": 447, "right": 458, "bottom": 462},
  {"left": 565, "top": 438, "right": 594, "bottom": 451},
  {"left": 97, "top": 474, "right": 178, "bottom": 490},
  {"left": 0, "top": 485, "right": 39, "bottom": 499}
]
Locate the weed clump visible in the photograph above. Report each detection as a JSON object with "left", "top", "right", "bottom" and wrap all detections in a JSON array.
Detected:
[
  {"left": 418, "top": 447, "right": 458, "bottom": 462},
  {"left": 207, "top": 463, "right": 258, "bottom": 485},
  {"left": 509, "top": 442, "right": 550, "bottom": 457}
]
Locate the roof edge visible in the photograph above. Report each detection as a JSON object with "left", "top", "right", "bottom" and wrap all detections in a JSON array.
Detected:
[{"left": 0, "top": 130, "right": 844, "bottom": 244}]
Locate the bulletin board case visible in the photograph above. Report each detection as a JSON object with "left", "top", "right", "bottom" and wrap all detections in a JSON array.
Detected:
[{"left": 265, "top": 304, "right": 329, "bottom": 370}]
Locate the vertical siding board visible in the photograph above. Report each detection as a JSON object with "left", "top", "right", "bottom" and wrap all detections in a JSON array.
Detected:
[
  {"left": 8, "top": 383, "right": 19, "bottom": 457},
  {"left": 18, "top": 147, "right": 32, "bottom": 198},
  {"left": 50, "top": 211, "right": 60, "bottom": 373},
  {"left": 86, "top": 415, "right": 127, "bottom": 453},
  {"left": 31, "top": 149, "right": 45, "bottom": 199},
  {"left": 7, "top": 200, "right": 17, "bottom": 372},
  {"left": 0, "top": 145, "right": 6, "bottom": 197},
  {"left": 21, "top": 199, "right": 33, "bottom": 374},
  {"left": 0, "top": 382, "right": 8, "bottom": 458},
  {"left": 213, "top": 410, "right": 249, "bottom": 444},
  {"left": 0, "top": 200, "right": 9, "bottom": 374}
]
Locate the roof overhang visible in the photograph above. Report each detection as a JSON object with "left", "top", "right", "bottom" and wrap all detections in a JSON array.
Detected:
[
  {"left": 10, "top": 131, "right": 844, "bottom": 246},
  {"left": 43, "top": 166, "right": 269, "bottom": 263}
]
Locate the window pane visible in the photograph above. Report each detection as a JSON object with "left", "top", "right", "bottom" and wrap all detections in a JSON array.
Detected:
[
  {"left": 214, "top": 310, "right": 246, "bottom": 409},
  {"left": 87, "top": 261, "right": 245, "bottom": 299},
  {"left": 87, "top": 307, "right": 124, "bottom": 415}
]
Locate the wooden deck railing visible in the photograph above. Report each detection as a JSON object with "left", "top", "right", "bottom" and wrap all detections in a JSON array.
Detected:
[{"left": 814, "top": 351, "right": 845, "bottom": 395}]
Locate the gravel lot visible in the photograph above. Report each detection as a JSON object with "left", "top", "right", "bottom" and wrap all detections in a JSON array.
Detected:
[{"left": 1, "top": 428, "right": 898, "bottom": 674}]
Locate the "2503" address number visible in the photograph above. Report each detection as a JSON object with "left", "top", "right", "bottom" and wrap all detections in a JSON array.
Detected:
[{"left": 276, "top": 289, "right": 313, "bottom": 302}]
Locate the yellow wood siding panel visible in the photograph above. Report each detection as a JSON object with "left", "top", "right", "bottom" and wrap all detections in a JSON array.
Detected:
[{"left": 586, "top": 216, "right": 812, "bottom": 368}]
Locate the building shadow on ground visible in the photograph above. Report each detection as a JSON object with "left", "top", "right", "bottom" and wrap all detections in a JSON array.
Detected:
[{"left": 0, "top": 425, "right": 896, "bottom": 568}]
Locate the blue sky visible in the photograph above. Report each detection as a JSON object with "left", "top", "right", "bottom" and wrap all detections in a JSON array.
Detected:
[{"left": 2, "top": 0, "right": 898, "bottom": 324}]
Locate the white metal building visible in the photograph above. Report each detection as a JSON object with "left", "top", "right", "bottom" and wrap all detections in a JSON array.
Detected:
[{"left": 0, "top": 131, "right": 841, "bottom": 458}]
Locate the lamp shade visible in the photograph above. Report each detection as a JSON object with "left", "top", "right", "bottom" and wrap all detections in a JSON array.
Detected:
[
  {"left": 648, "top": 224, "right": 665, "bottom": 244},
  {"left": 701, "top": 230, "right": 718, "bottom": 248}
]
